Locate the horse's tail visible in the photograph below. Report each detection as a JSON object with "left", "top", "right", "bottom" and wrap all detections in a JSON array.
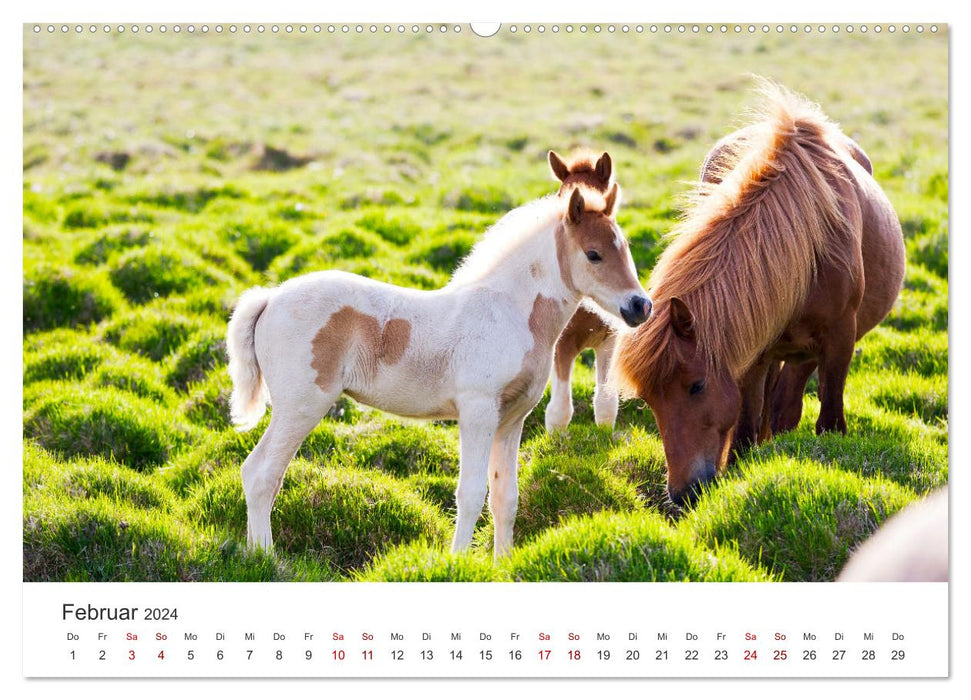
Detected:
[{"left": 227, "top": 286, "right": 272, "bottom": 431}]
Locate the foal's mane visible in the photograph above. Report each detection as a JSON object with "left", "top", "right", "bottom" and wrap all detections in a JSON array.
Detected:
[
  {"left": 448, "top": 186, "right": 608, "bottom": 287},
  {"left": 617, "top": 83, "right": 856, "bottom": 395}
]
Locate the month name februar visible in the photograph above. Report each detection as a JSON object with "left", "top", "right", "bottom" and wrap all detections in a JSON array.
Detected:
[{"left": 62, "top": 603, "right": 139, "bottom": 621}]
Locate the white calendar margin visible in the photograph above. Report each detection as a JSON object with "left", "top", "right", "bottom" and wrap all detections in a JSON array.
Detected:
[{"left": 7, "top": 0, "right": 962, "bottom": 696}]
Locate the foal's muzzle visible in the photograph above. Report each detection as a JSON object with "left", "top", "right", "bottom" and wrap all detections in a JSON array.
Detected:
[{"left": 621, "top": 295, "right": 652, "bottom": 327}]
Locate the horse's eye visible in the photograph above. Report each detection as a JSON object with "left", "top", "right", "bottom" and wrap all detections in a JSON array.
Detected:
[
  {"left": 585, "top": 250, "right": 602, "bottom": 263},
  {"left": 689, "top": 381, "right": 705, "bottom": 396}
]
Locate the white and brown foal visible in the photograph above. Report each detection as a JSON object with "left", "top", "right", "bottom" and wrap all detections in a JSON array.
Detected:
[{"left": 227, "top": 185, "right": 650, "bottom": 559}]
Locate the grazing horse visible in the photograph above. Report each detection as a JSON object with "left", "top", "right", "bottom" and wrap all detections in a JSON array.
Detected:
[
  {"left": 614, "top": 84, "right": 905, "bottom": 507},
  {"left": 227, "top": 185, "right": 651, "bottom": 559},
  {"left": 544, "top": 149, "right": 628, "bottom": 431},
  {"left": 545, "top": 124, "right": 878, "bottom": 433}
]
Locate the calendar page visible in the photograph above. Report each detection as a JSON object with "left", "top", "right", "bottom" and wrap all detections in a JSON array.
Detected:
[{"left": 19, "top": 5, "right": 952, "bottom": 687}]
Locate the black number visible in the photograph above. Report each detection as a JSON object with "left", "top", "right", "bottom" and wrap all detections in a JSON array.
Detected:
[
  {"left": 305, "top": 650, "right": 313, "bottom": 661},
  {"left": 832, "top": 650, "right": 845, "bottom": 660},
  {"left": 862, "top": 649, "right": 875, "bottom": 661},
  {"left": 715, "top": 650, "right": 728, "bottom": 661},
  {"left": 892, "top": 650, "right": 905, "bottom": 660},
  {"left": 391, "top": 650, "right": 404, "bottom": 660},
  {"left": 803, "top": 650, "right": 816, "bottom": 661},
  {"left": 276, "top": 650, "right": 283, "bottom": 660},
  {"left": 247, "top": 650, "right": 253, "bottom": 660},
  {"left": 598, "top": 650, "right": 610, "bottom": 661},
  {"left": 509, "top": 650, "right": 521, "bottom": 660},
  {"left": 480, "top": 650, "right": 492, "bottom": 661},
  {"left": 99, "top": 650, "right": 106, "bottom": 661},
  {"left": 421, "top": 650, "right": 433, "bottom": 661},
  {"left": 685, "top": 650, "right": 699, "bottom": 661},
  {"left": 143, "top": 608, "right": 178, "bottom": 621},
  {"left": 627, "top": 649, "right": 641, "bottom": 661}
]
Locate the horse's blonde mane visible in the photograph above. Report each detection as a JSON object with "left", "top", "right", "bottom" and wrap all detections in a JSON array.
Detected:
[
  {"left": 448, "top": 187, "right": 608, "bottom": 287},
  {"left": 617, "top": 82, "right": 856, "bottom": 395}
]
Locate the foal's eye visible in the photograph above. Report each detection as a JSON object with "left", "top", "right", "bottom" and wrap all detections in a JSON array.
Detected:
[
  {"left": 585, "top": 250, "right": 602, "bottom": 263},
  {"left": 689, "top": 381, "right": 705, "bottom": 396}
]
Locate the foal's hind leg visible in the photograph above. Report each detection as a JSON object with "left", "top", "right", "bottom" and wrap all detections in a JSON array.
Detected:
[
  {"left": 592, "top": 333, "right": 619, "bottom": 427},
  {"left": 242, "top": 393, "right": 337, "bottom": 550}
]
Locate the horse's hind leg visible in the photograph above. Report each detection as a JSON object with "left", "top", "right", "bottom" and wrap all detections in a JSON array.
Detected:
[
  {"left": 488, "top": 418, "right": 525, "bottom": 559},
  {"left": 815, "top": 320, "right": 857, "bottom": 435},
  {"left": 593, "top": 333, "right": 619, "bottom": 427},
  {"left": 770, "top": 360, "right": 817, "bottom": 435},
  {"left": 242, "top": 392, "right": 337, "bottom": 550}
]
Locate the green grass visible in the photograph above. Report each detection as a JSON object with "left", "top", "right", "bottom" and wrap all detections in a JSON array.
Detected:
[{"left": 22, "top": 28, "right": 946, "bottom": 581}]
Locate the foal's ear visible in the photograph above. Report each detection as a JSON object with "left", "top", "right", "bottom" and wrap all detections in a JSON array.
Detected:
[
  {"left": 595, "top": 152, "right": 612, "bottom": 184},
  {"left": 567, "top": 187, "right": 585, "bottom": 225},
  {"left": 603, "top": 183, "right": 621, "bottom": 218},
  {"left": 549, "top": 150, "right": 571, "bottom": 183},
  {"left": 669, "top": 297, "right": 695, "bottom": 341}
]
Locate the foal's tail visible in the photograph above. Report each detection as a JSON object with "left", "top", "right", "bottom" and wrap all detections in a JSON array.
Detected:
[{"left": 227, "top": 286, "right": 272, "bottom": 431}]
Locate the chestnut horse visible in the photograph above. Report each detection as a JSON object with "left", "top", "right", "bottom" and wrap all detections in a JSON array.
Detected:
[
  {"left": 614, "top": 84, "right": 905, "bottom": 506},
  {"left": 544, "top": 149, "right": 630, "bottom": 430},
  {"left": 227, "top": 185, "right": 650, "bottom": 559},
  {"left": 545, "top": 126, "right": 877, "bottom": 433}
]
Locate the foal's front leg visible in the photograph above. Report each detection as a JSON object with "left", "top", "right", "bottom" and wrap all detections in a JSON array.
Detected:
[
  {"left": 592, "top": 333, "right": 619, "bottom": 427},
  {"left": 545, "top": 336, "right": 580, "bottom": 431},
  {"left": 452, "top": 401, "right": 499, "bottom": 552},
  {"left": 488, "top": 418, "right": 525, "bottom": 559}
]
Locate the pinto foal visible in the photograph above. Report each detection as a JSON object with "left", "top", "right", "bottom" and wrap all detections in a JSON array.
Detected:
[{"left": 227, "top": 186, "right": 650, "bottom": 558}]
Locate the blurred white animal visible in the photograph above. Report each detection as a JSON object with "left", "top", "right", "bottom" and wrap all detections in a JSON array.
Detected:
[{"left": 838, "top": 488, "right": 948, "bottom": 582}]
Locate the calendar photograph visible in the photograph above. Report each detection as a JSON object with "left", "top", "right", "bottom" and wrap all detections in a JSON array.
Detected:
[{"left": 22, "top": 23, "right": 948, "bottom": 587}]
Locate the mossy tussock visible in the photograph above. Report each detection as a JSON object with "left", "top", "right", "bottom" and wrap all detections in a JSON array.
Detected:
[
  {"left": 505, "top": 511, "right": 774, "bottom": 582},
  {"left": 22, "top": 29, "right": 947, "bottom": 582},
  {"left": 682, "top": 458, "right": 915, "bottom": 581},
  {"left": 187, "top": 461, "right": 450, "bottom": 574},
  {"left": 24, "top": 384, "right": 197, "bottom": 471}
]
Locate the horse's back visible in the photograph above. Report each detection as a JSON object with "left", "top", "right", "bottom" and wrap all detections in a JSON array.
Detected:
[{"left": 700, "top": 124, "right": 874, "bottom": 184}]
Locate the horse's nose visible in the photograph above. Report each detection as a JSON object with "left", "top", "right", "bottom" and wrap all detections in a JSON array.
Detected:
[
  {"left": 669, "top": 462, "right": 717, "bottom": 508},
  {"left": 621, "top": 295, "right": 652, "bottom": 327}
]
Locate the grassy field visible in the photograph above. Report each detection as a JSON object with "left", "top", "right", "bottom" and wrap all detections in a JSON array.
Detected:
[{"left": 22, "top": 27, "right": 948, "bottom": 582}]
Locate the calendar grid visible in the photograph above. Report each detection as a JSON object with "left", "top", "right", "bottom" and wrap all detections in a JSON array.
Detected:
[{"left": 24, "top": 582, "right": 948, "bottom": 678}]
